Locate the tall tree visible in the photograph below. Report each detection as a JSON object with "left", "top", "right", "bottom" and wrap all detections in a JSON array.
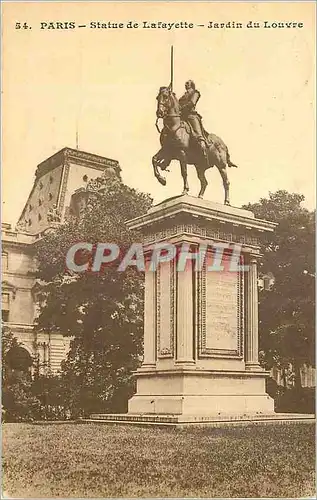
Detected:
[
  {"left": 243, "top": 191, "right": 315, "bottom": 387},
  {"left": 35, "top": 174, "right": 152, "bottom": 416}
]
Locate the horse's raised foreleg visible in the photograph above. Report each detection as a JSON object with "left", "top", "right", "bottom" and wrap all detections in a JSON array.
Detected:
[
  {"left": 179, "top": 150, "right": 189, "bottom": 195},
  {"left": 159, "top": 156, "right": 172, "bottom": 172},
  {"left": 196, "top": 165, "right": 208, "bottom": 198},
  {"left": 152, "top": 151, "right": 167, "bottom": 186},
  {"left": 219, "top": 167, "right": 230, "bottom": 205}
]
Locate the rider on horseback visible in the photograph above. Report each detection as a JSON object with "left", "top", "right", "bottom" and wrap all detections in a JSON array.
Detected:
[
  {"left": 179, "top": 80, "right": 208, "bottom": 162},
  {"left": 153, "top": 79, "right": 237, "bottom": 203}
]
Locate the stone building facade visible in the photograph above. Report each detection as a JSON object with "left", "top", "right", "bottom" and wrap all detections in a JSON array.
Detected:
[{"left": 2, "top": 147, "right": 121, "bottom": 373}]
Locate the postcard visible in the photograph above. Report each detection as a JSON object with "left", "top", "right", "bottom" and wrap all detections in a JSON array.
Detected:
[{"left": 2, "top": 2, "right": 315, "bottom": 499}]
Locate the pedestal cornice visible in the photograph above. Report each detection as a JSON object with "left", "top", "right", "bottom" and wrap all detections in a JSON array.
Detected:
[
  {"left": 127, "top": 196, "right": 277, "bottom": 252},
  {"left": 127, "top": 195, "right": 277, "bottom": 234}
]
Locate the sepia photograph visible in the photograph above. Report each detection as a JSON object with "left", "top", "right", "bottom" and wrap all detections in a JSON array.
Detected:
[{"left": 1, "top": 1, "right": 316, "bottom": 498}]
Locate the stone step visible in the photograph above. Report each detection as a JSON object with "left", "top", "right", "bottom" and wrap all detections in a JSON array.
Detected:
[{"left": 81, "top": 413, "right": 315, "bottom": 428}]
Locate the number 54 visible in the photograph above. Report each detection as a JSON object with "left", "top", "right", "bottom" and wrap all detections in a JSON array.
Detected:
[{"left": 15, "top": 22, "right": 29, "bottom": 29}]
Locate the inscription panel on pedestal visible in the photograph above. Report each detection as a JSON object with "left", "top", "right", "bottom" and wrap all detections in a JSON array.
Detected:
[
  {"left": 156, "top": 261, "right": 175, "bottom": 358},
  {"left": 197, "top": 254, "right": 244, "bottom": 357}
]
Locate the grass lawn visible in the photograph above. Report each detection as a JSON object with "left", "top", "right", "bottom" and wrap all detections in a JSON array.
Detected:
[{"left": 2, "top": 422, "right": 315, "bottom": 498}]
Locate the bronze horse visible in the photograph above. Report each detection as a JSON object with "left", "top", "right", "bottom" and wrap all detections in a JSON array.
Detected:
[{"left": 152, "top": 86, "right": 238, "bottom": 204}]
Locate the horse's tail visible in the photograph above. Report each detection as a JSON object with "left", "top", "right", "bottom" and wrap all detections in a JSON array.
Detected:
[
  {"left": 228, "top": 160, "right": 238, "bottom": 168},
  {"left": 227, "top": 153, "right": 238, "bottom": 168}
]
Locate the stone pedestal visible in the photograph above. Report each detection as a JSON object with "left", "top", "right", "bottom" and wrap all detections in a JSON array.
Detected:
[{"left": 127, "top": 195, "right": 277, "bottom": 416}]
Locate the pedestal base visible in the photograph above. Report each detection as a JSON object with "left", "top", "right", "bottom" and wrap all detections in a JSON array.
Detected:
[
  {"left": 128, "top": 394, "right": 274, "bottom": 415},
  {"left": 87, "top": 413, "right": 315, "bottom": 428},
  {"left": 127, "top": 368, "right": 275, "bottom": 416}
]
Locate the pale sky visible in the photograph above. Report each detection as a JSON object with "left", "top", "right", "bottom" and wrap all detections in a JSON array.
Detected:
[{"left": 2, "top": 2, "right": 316, "bottom": 225}]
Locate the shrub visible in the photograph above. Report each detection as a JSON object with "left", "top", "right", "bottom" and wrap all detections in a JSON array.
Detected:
[{"left": 275, "top": 386, "right": 315, "bottom": 414}]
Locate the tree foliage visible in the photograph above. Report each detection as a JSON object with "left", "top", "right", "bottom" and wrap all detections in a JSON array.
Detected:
[
  {"left": 243, "top": 191, "right": 315, "bottom": 385},
  {"left": 35, "top": 175, "right": 152, "bottom": 416}
]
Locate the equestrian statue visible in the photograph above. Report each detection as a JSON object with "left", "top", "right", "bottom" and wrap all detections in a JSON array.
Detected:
[{"left": 152, "top": 48, "right": 238, "bottom": 205}]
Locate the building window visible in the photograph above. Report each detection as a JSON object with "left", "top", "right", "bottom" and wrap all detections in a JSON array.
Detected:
[
  {"left": 38, "top": 214, "right": 42, "bottom": 221},
  {"left": 258, "top": 272, "right": 275, "bottom": 291},
  {"left": 6, "top": 346, "right": 33, "bottom": 373},
  {"left": 39, "top": 198, "right": 42, "bottom": 206},
  {"left": 49, "top": 175, "right": 53, "bottom": 184},
  {"left": 39, "top": 181, "right": 43, "bottom": 190},
  {"left": 29, "top": 218, "right": 32, "bottom": 226},
  {"left": 49, "top": 193, "right": 53, "bottom": 201},
  {"left": 2, "top": 293, "right": 10, "bottom": 322},
  {"left": 2, "top": 252, "right": 8, "bottom": 270},
  {"left": 29, "top": 204, "right": 33, "bottom": 212},
  {"left": 2, "top": 310, "right": 9, "bottom": 322}
]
